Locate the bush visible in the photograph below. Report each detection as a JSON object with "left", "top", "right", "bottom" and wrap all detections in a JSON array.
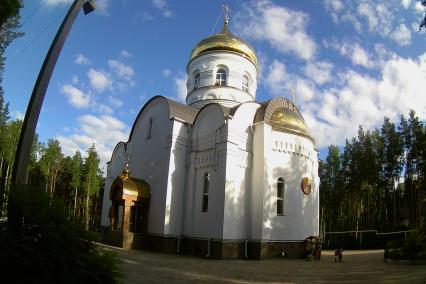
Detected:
[
  {"left": 385, "top": 229, "right": 426, "bottom": 260},
  {"left": 0, "top": 187, "right": 122, "bottom": 283}
]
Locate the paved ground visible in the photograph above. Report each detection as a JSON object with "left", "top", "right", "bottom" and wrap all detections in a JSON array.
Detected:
[{"left": 106, "top": 246, "right": 426, "bottom": 283}]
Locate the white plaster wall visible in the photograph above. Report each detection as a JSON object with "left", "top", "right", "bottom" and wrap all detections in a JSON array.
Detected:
[
  {"left": 183, "top": 104, "right": 227, "bottom": 239},
  {"left": 251, "top": 122, "right": 272, "bottom": 241},
  {"left": 186, "top": 52, "right": 257, "bottom": 108},
  {"left": 124, "top": 98, "right": 173, "bottom": 235},
  {"left": 222, "top": 102, "right": 259, "bottom": 240},
  {"left": 266, "top": 131, "right": 319, "bottom": 240},
  {"left": 188, "top": 87, "right": 254, "bottom": 109},
  {"left": 101, "top": 142, "right": 127, "bottom": 227},
  {"left": 164, "top": 121, "right": 190, "bottom": 236}
]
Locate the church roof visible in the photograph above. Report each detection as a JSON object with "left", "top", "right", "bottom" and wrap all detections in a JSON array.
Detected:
[
  {"left": 189, "top": 23, "right": 258, "bottom": 68},
  {"left": 164, "top": 97, "right": 199, "bottom": 124},
  {"left": 254, "top": 97, "right": 315, "bottom": 144}
]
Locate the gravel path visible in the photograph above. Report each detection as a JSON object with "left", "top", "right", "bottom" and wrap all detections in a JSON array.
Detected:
[{"left": 105, "top": 246, "right": 426, "bottom": 283}]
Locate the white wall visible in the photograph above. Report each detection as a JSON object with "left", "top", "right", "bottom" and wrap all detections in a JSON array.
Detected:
[
  {"left": 222, "top": 102, "right": 259, "bottom": 240},
  {"left": 183, "top": 104, "right": 227, "bottom": 239},
  {"left": 164, "top": 120, "right": 190, "bottom": 236},
  {"left": 125, "top": 98, "right": 174, "bottom": 235},
  {"left": 251, "top": 122, "right": 272, "bottom": 240},
  {"left": 186, "top": 52, "right": 258, "bottom": 108},
  {"left": 258, "top": 129, "right": 319, "bottom": 241},
  {"left": 101, "top": 142, "right": 127, "bottom": 227}
]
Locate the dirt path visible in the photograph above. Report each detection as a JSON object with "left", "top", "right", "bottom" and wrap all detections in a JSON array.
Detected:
[{"left": 107, "top": 246, "right": 426, "bottom": 283}]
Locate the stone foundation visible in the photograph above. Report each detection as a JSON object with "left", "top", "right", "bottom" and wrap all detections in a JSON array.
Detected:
[{"left": 104, "top": 232, "right": 307, "bottom": 259}]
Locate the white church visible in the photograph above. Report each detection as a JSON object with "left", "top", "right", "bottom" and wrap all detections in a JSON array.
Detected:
[{"left": 101, "top": 12, "right": 320, "bottom": 259}]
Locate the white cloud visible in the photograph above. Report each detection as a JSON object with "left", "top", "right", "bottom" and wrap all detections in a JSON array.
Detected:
[
  {"left": 97, "top": 104, "right": 114, "bottom": 114},
  {"left": 108, "top": 59, "right": 135, "bottom": 81},
  {"left": 357, "top": 2, "right": 379, "bottom": 32},
  {"left": 401, "top": 0, "right": 411, "bottom": 9},
  {"left": 61, "top": 84, "right": 91, "bottom": 109},
  {"left": 301, "top": 52, "right": 426, "bottom": 148},
  {"left": 235, "top": 0, "right": 316, "bottom": 61},
  {"left": 152, "top": 0, "right": 173, "bottom": 18},
  {"left": 46, "top": 0, "right": 72, "bottom": 5},
  {"left": 324, "top": 0, "right": 343, "bottom": 12},
  {"left": 71, "top": 74, "right": 79, "bottom": 84},
  {"left": 152, "top": 0, "right": 166, "bottom": 9},
  {"left": 415, "top": 2, "right": 426, "bottom": 13},
  {"left": 265, "top": 60, "right": 288, "bottom": 95},
  {"left": 391, "top": 23, "right": 412, "bottom": 46},
  {"left": 46, "top": 0, "right": 110, "bottom": 14},
  {"left": 134, "top": 11, "right": 154, "bottom": 22},
  {"left": 162, "top": 68, "right": 171, "bottom": 78},
  {"left": 304, "top": 61, "right": 333, "bottom": 85},
  {"left": 87, "top": 68, "right": 112, "bottom": 92},
  {"left": 120, "top": 50, "right": 133, "bottom": 58},
  {"left": 11, "top": 110, "right": 24, "bottom": 120},
  {"left": 324, "top": 0, "right": 413, "bottom": 43},
  {"left": 95, "top": 0, "right": 111, "bottom": 15},
  {"left": 265, "top": 60, "right": 317, "bottom": 103},
  {"left": 107, "top": 95, "right": 124, "bottom": 108},
  {"left": 173, "top": 74, "right": 187, "bottom": 102},
  {"left": 57, "top": 114, "right": 129, "bottom": 168},
  {"left": 74, "top": 53, "right": 91, "bottom": 65},
  {"left": 330, "top": 41, "right": 376, "bottom": 69}
]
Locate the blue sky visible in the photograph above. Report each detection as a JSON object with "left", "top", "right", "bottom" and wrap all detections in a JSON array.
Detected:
[{"left": 4, "top": 0, "right": 426, "bottom": 169}]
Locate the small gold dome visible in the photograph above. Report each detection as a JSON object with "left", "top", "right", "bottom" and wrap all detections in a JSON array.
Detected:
[
  {"left": 189, "top": 24, "right": 258, "bottom": 67},
  {"left": 269, "top": 107, "right": 311, "bottom": 139}
]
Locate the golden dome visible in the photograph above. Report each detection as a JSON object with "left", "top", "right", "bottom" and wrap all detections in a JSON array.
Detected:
[
  {"left": 269, "top": 107, "right": 312, "bottom": 139},
  {"left": 189, "top": 24, "right": 258, "bottom": 67},
  {"left": 254, "top": 97, "right": 315, "bottom": 143}
]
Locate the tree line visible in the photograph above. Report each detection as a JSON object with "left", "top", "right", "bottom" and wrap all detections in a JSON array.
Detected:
[
  {"left": 320, "top": 110, "right": 426, "bottom": 234},
  {"left": 0, "top": 96, "right": 104, "bottom": 231}
]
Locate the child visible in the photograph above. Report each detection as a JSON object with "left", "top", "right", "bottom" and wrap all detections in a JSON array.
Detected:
[{"left": 334, "top": 248, "right": 339, "bottom": 263}]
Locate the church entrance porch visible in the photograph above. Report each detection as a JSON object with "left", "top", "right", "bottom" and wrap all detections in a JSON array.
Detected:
[{"left": 104, "top": 167, "right": 150, "bottom": 250}]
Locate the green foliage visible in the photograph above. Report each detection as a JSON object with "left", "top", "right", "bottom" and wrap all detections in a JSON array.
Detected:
[
  {"left": 321, "top": 110, "right": 426, "bottom": 236},
  {"left": 0, "top": 186, "right": 122, "bottom": 283},
  {"left": 0, "top": 0, "right": 22, "bottom": 26},
  {"left": 38, "top": 139, "right": 64, "bottom": 197}
]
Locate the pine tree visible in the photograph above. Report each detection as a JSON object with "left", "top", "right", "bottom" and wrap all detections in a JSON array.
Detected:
[
  {"left": 83, "top": 144, "right": 101, "bottom": 230},
  {"left": 70, "top": 150, "right": 83, "bottom": 218},
  {"left": 38, "top": 139, "right": 64, "bottom": 198}
]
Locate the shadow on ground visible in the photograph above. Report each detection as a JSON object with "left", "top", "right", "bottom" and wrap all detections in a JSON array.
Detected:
[{"left": 104, "top": 245, "right": 426, "bottom": 284}]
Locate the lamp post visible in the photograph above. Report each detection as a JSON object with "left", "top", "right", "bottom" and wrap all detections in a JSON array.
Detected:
[
  {"left": 12, "top": 0, "right": 95, "bottom": 187},
  {"left": 8, "top": 0, "right": 95, "bottom": 234}
]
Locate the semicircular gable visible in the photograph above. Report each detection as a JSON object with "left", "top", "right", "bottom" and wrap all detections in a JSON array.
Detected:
[
  {"left": 107, "top": 141, "right": 126, "bottom": 165},
  {"left": 192, "top": 103, "right": 228, "bottom": 139},
  {"left": 254, "top": 97, "right": 315, "bottom": 143},
  {"left": 128, "top": 96, "right": 169, "bottom": 142},
  {"left": 128, "top": 96, "right": 199, "bottom": 142}
]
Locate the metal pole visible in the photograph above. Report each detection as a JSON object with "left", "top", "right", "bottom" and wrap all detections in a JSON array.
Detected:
[
  {"left": 12, "top": 0, "right": 87, "bottom": 187},
  {"left": 8, "top": 0, "right": 94, "bottom": 235}
]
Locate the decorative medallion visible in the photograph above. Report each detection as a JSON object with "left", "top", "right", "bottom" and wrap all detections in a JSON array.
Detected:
[{"left": 301, "top": 177, "right": 311, "bottom": 195}]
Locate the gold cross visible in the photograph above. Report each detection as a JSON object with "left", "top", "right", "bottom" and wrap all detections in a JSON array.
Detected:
[
  {"left": 291, "top": 87, "right": 296, "bottom": 104},
  {"left": 222, "top": 4, "right": 231, "bottom": 25}
]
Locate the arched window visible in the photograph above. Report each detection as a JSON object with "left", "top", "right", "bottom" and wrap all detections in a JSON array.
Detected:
[
  {"left": 277, "top": 177, "right": 284, "bottom": 215},
  {"left": 146, "top": 117, "right": 153, "bottom": 139},
  {"left": 202, "top": 173, "right": 210, "bottom": 212},
  {"left": 242, "top": 75, "right": 249, "bottom": 92},
  {"left": 216, "top": 68, "right": 227, "bottom": 86},
  {"left": 194, "top": 72, "right": 200, "bottom": 88}
]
